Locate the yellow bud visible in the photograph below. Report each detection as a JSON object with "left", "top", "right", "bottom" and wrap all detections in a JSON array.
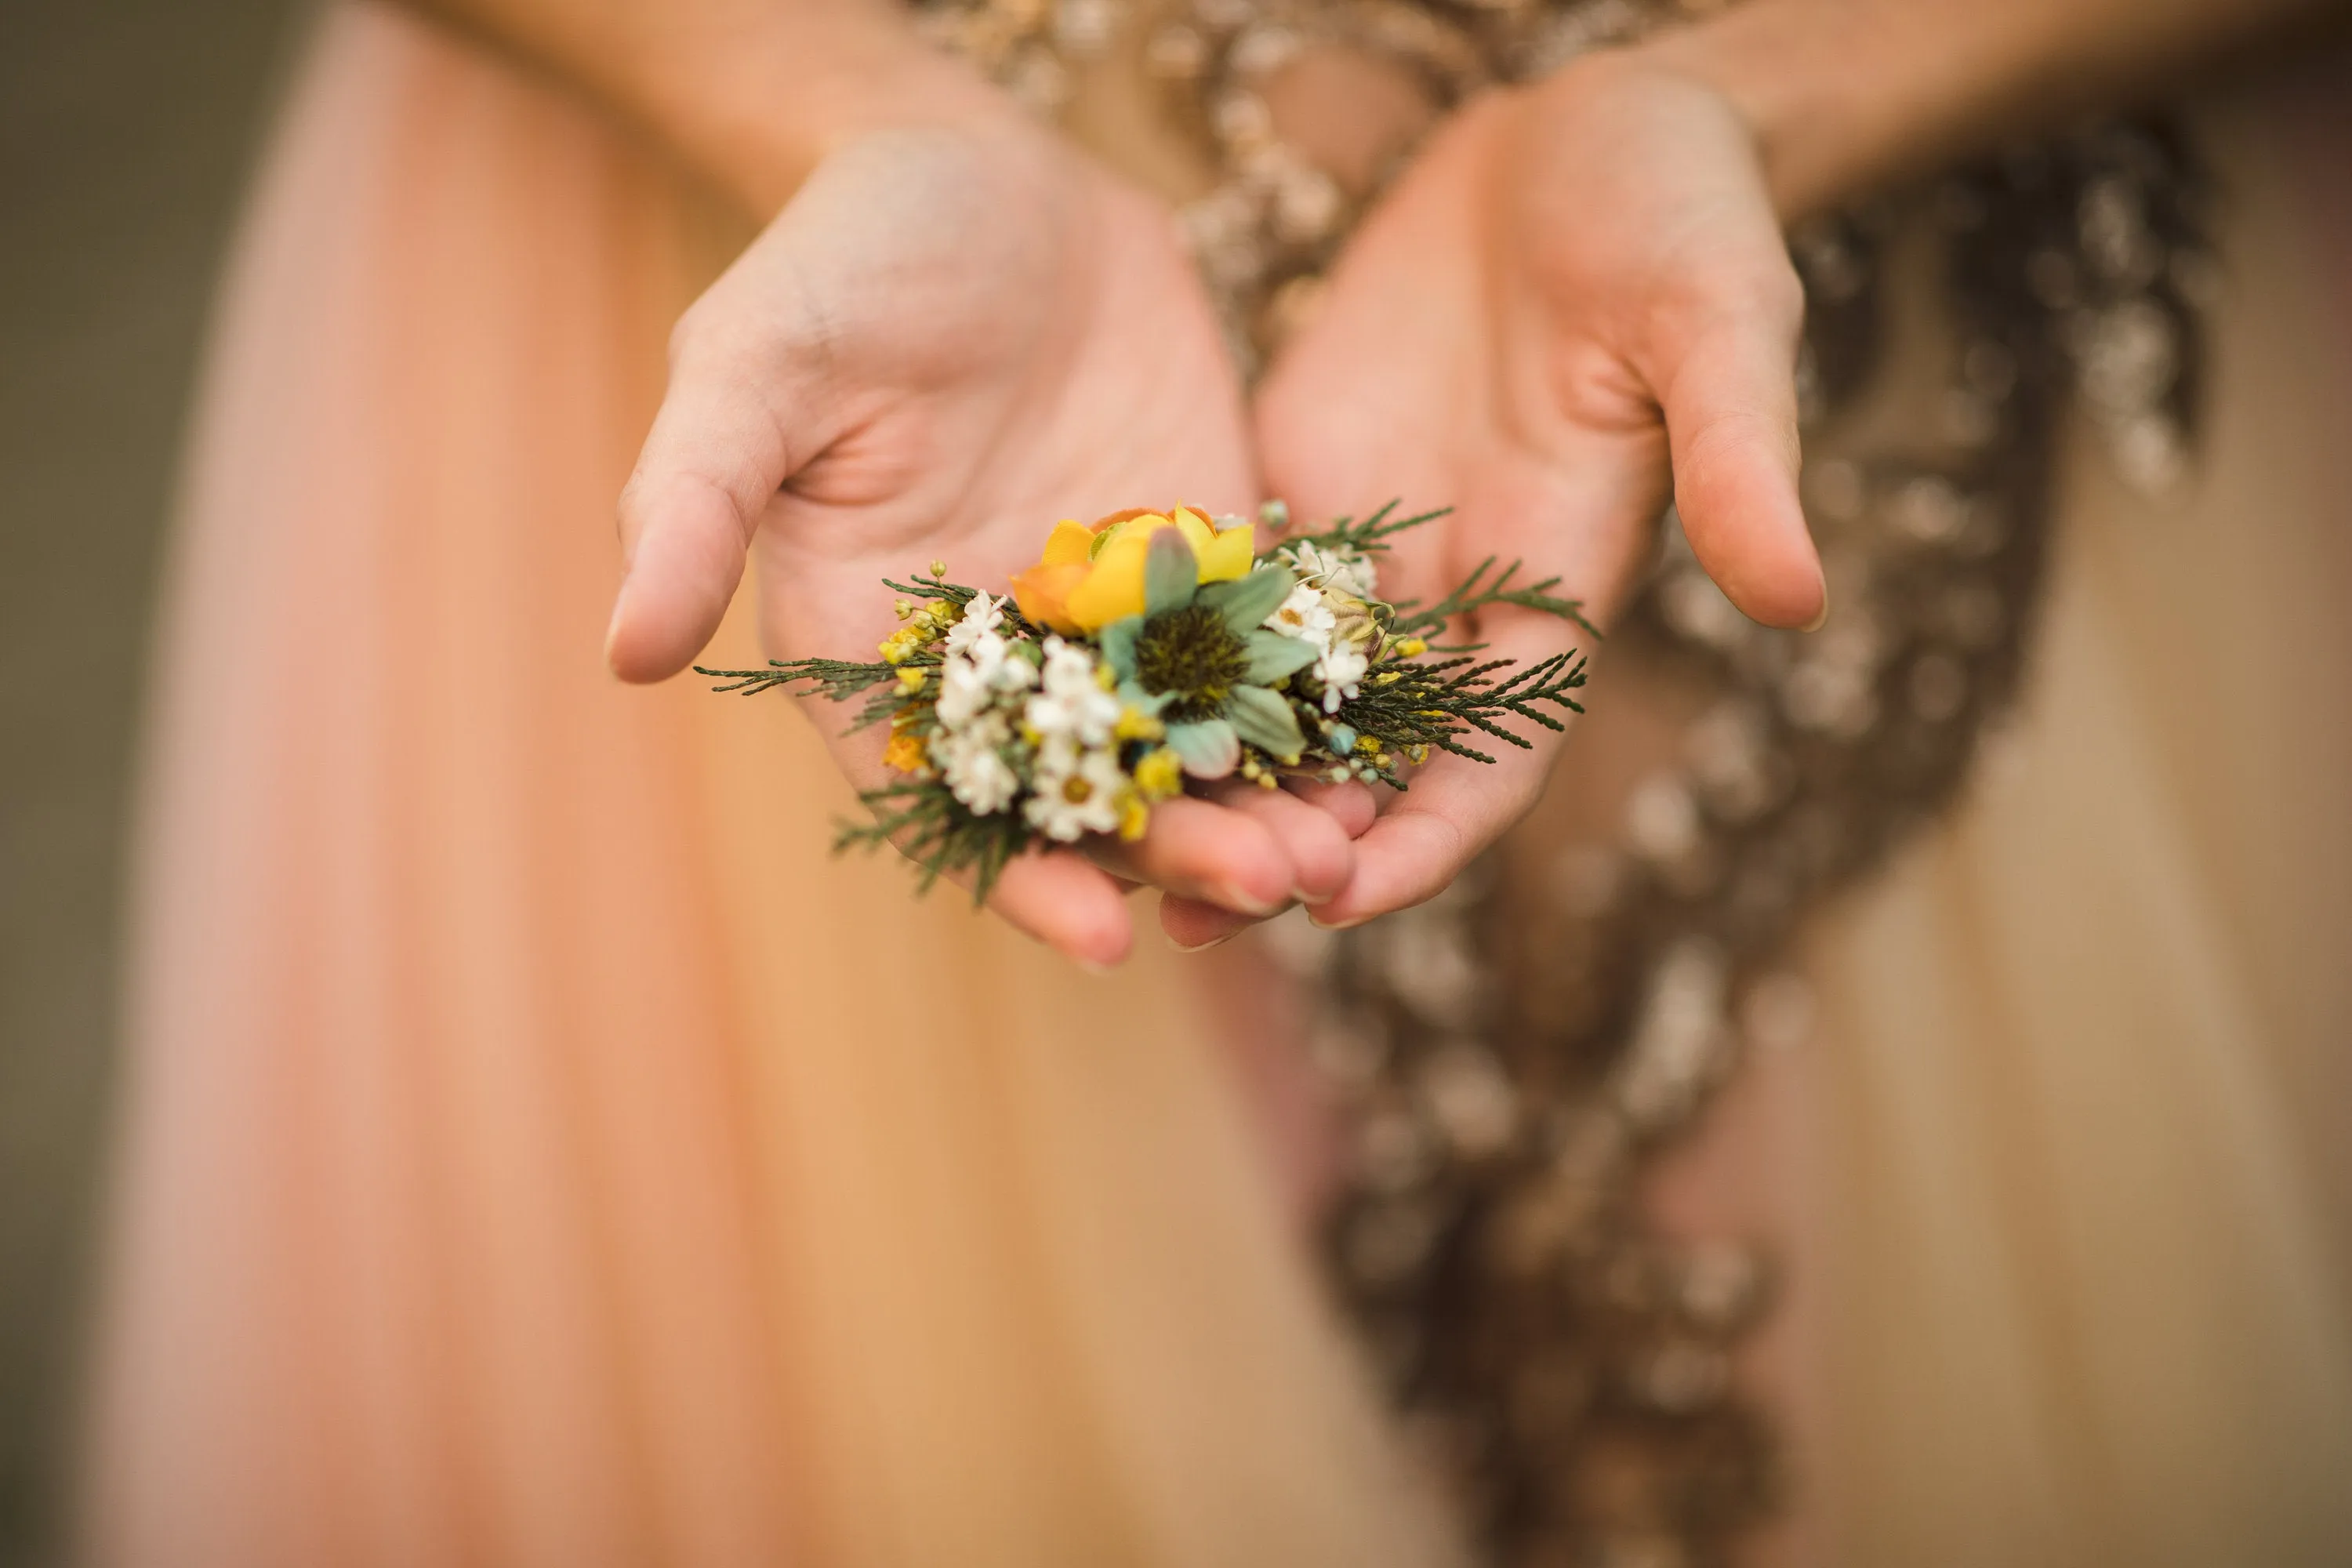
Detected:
[
  {"left": 1355, "top": 735, "right": 1379, "bottom": 754},
  {"left": 1115, "top": 705, "right": 1165, "bottom": 742},
  {"left": 1119, "top": 796, "right": 1151, "bottom": 842},
  {"left": 1395, "top": 637, "right": 1428, "bottom": 658},
  {"left": 896, "top": 667, "right": 927, "bottom": 693},
  {"left": 1132, "top": 746, "right": 1185, "bottom": 800},
  {"left": 929, "top": 559, "right": 949, "bottom": 577}
]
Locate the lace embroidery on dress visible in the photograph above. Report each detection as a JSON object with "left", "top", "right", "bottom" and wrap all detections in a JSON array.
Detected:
[{"left": 923, "top": 2, "right": 2209, "bottom": 1561}]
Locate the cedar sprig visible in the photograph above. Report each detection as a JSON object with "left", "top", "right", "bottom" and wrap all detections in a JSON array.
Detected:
[
  {"left": 694, "top": 655, "right": 897, "bottom": 700},
  {"left": 1334, "top": 645, "right": 1589, "bottom": 774},
  {"left": 1276, "top": 498, "right": 1446, "bottom": 559},
  {"left": 1279, "top": 500, "right": 1600, "bottom": 644},
  {"left": 1386, "top": 557, "right": 1601, "bottom": 644},
  {"left": 834, "top": 779, "right": 1033, "bottom": 901}
]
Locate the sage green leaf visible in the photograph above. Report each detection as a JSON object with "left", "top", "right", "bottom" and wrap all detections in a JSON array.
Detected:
[
  {"left": 1098, "top": 615, "right": 1143, "bottom": 681},
  {"left": 1164, "top": 717, "right": 1240, "bottom": 779},
  {"left": 1118, "top": 680, "right": 1174, "bottom": 717},
  {"left": 1144, "top": 528, "right": 1200, "bottom": 619},
  {"left": 1198, "top": 564, "right": 1295, "bottom": 634},
  {"left": 1222, "top": 685, "right": 1305, "bottom": 762},
  {"left": 1242, "top": 628, "right": 1319, "bottom": 684}
]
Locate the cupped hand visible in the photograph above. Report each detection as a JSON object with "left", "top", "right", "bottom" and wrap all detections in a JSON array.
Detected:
[
  {"left": 608, "top": 113, "right": 1345, "bottom": 967},
  {"left": 1163, "top": 53, "right": 1824, "bottom": 948}
]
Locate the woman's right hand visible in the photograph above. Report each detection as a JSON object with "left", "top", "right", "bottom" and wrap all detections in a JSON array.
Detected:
[{"left": 606, "top": 111, "right": 1358, "bottom": 967}]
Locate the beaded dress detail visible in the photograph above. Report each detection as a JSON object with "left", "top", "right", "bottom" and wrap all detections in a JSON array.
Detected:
[{"left": 925, "top": 3, "right": 2209, "bottom": 1561}]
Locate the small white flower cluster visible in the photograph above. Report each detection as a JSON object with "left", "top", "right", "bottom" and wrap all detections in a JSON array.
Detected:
[
  {"left": 1277, "top": 539, "right": 1377, "bottom": 601},
  {"left": 1265, "top": 579, "right": 1372, "bottom": 714},
  {"left": 1023, "top": 637, "right": 1127, "bottom": 841},
  {"left": 928, "top": 593, "right": 1036, "bottom": 816}
]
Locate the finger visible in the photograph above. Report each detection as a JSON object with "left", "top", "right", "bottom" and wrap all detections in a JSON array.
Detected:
[
  {"left": 1305, "top": 615, "right": 1576, "bottom": 927},
  {"left": 607, "top": 301, "right": 818, "bottom": 683},
  {"left": 1160, "top": 893, "right": 1256, "bottom": 953},
  {"left": 1156, "top": 778, "right": 1377, "bottom": 949},
  {"left": 984, "top": 850, "right": 1136, "bottom": 970},
  {"left": 1654, "top": 267, "right": 1825, "bottom": 630},
  {"left": 1204, "top": 779, "right": 1356, "bottom": 905},
  {"left": 1284, "top": 775, "right": 1380, "bottom": 840},
  {"left": 1082, "top": 795, "right": 1293, "bottom": 916}
]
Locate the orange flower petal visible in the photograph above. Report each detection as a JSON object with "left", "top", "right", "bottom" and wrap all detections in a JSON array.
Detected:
[
  {"left": 1065, "top": 532, "right": 1154, "bottom": 630},
  {"left": 1039, "top": 519, "right": 1094, "bottom": 567},
  {"left": 1011, "top": 561, "right": 1088, "bottom": 634}
]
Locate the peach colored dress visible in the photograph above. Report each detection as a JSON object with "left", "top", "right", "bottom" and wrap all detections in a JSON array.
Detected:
[
  {"left": 83, "top": 8, "right": 1453, "bottom": 1566},
  {"left": 88, "top": 4, "right": 2352, "bottom": 1565}
]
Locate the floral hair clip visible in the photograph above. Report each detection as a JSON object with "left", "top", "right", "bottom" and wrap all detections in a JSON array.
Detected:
[{"left": 697, "top": 502, "right": 1593, "bottom": 899}]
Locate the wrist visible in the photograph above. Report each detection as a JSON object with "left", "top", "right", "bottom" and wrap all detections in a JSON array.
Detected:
[
  {"left": 637, "top": 8, "right": 1018, "bottom": 216},
  {"left": 1629, "top": 0, "right": 2328, "bottom": 221},
  {"left": 1627, "top": 5, "right": 1968, "bottom": 221}
]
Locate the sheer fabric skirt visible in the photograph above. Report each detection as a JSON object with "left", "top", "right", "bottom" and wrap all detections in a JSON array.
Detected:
[{"left": 85, "top": 4, "right": 2352, "bottom": 1565}]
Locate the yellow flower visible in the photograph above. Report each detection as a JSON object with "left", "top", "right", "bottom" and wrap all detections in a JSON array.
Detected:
[
  {"left": 883, "top": 730, "right": 929, "bottom": 775},
  {"left": 1131, "top": 746, "right": 1185, "bottom": 800},
  {"left": 1119, "top": 795, "right": 1152, "bottom": 842},
  {"left": 1114, "top": 703, "right": 1166, "bottom": 742},
  {"left": 1011, "top": 506, "right": 1254, "bottom": 634},
  {"left": 895, "top": 666, "right": 927, "bottom": 693},
  {"left": 878, "top": 625, "right": 930, "bottom": 664}
]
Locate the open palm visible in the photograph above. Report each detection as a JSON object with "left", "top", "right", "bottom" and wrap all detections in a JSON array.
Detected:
[
  {"left": 1160, "top": 59, "right": 1824, "bottom": 944},
  {"left": 608, "top": 119, "right": 1355, "bottom": 965}
]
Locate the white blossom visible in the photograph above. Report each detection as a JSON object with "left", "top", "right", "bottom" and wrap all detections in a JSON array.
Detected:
[
  {"left": 930, "top": 712, "right": 1019, "bottom": 815},
  {"left": 933, "top": 604, "right": 1036, "bottom": 727},
  {"left": 1265, "top": 582, "right": 1338, "bottom": 645},
  {"left": 1279, "top": 540, "right": 1377, "bottom": 600},
  {"left": 934, "top": 657, "right": 989, "bottom": 727},
  {"left": 1315, "top": 643, "right": 1369, "bottom": 712},
  {"left": 941, "top": 591, "right": 1006, "bottom": 659},
  {"left": 1024, "top": 635, "right": 1120, "bottom": 749},
  {"left": 1024, "top": 737, "right": 1127, "bottom": 841}
]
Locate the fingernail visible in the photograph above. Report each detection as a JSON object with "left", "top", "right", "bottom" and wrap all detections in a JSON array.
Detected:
[
  {"left": 1215, "top": 882, "right": 1285, "bottom": 917},
  {"left": 1167, "top": 931, "right": 1234, "bottom": 953},
  {"left": 1798, "top": 582, "right": 1830, "bottom": 634},
  {"left": 1306, "top": 909, "right": 1374, "bottom": 931}
]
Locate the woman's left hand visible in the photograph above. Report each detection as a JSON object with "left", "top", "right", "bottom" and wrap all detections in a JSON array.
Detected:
[{"left": 1161, "top": 52, "right": 1825, "bottom": 949}]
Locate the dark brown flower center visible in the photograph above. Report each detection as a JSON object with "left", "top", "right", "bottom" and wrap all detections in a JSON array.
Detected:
[{"left": 1132, "top": 604, "right": 1251, "bottom": 720}]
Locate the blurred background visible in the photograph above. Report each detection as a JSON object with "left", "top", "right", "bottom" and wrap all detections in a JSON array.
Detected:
[{"left": 2, "top": 3, "right": 302, "bottom": 1561}]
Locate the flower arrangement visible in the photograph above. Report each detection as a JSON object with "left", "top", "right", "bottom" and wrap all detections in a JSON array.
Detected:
[{"left": 697, "top": 502, "right": 1592, "bottom": 898}]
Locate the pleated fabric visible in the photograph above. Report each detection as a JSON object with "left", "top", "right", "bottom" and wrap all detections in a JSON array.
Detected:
[
  {"left": 1792, "top": 88, "right": 2352, "bottom": 1566},
  {"left": 83, "top": 9, "right": 1456, "bottom": 1566}
]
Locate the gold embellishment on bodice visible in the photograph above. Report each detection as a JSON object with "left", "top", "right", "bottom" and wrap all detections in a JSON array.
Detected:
[{"left": 923, "top": 3, "right": 2208, "bottom": 1561}]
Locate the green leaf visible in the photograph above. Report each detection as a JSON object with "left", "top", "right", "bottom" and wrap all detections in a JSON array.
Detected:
[
  {"left": 1098, "top": 615, "right": 1143, "bottom": 681},
  {"left": 1164, "top": 718, "right": 1240, "bottom": 779},
  {"left": 1241, "top": 628, "right": 1319, "bottom": 684},
  {"left": 1196, "top": 564, "right": 1295, "bottom": 634},
  {"left": 1222, "top": 685, "right": 1305, "bottom": 762},
  {"left": 1144, "top": 529, "right": 1199, "bottom": 619},
  {"left": 1118, "top": 680, "right": 1174, "bottom": 717}
]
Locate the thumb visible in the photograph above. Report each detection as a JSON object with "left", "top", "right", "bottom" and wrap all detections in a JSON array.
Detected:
[
  {"left": 1655, "top": 269, "right": 1825, "bottom": 631},
  {"left": 605, "top": 305, "right": 819, "bottom": 683}
]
